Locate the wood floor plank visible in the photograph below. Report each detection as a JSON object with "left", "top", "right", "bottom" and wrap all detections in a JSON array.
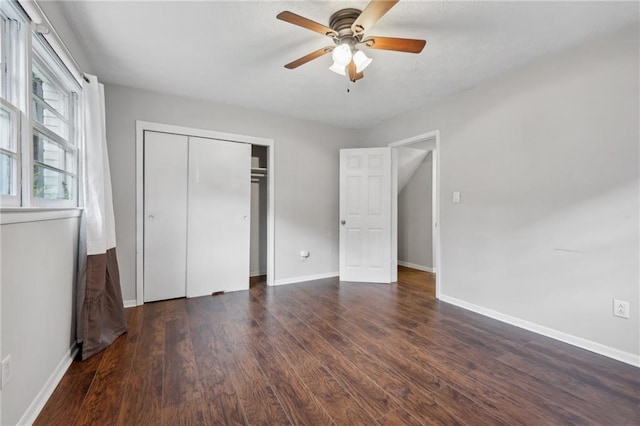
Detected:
[
  {"left": 162, "top": 397, "right": 208, "bottom": 426},
  {"left": 35, "top": 269, "right": 639, "bottom": 425},
  {"left": 117, "top": 354, "right": 163, "bottom": 425},
  {"left": 378, "top": 407, "right": 425, "bottom": 425},
  {"left": 163, "top": 319, "right": 202, "bottom": 407}
]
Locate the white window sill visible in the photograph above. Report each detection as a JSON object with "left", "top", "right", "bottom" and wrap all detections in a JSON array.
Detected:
[{"left": 0, "top": 207, "right": 82, "bottom": 225}]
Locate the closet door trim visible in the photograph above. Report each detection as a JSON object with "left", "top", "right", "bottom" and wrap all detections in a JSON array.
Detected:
[{"left": 135, "top": 120, "right": 275, "bottom": 306}]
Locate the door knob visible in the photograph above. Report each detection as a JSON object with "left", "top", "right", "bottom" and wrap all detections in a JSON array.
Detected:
[{"left": 341, "top": 220, "right": 346, "bottom": 225}]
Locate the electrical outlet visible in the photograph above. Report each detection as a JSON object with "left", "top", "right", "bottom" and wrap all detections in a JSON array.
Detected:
[
  {"left": 1, "top": 355, "right": 11, "bottom": 390},
  {"left": 613, "top": 299, "right": 630, "bottom": 319}
]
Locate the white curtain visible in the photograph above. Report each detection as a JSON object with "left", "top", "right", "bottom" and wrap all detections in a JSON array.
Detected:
[{"left": 76, "top": 74, "right": 126, "bottom": 360}]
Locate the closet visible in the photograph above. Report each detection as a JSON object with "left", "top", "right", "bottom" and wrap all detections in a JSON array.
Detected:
[{"left": 143, "top": 130, "right": 253, "bottom": 302}]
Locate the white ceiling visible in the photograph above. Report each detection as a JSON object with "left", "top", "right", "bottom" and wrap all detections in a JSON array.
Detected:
[{"left": 59, "top": 1, "right": 638, "bottom": 129}]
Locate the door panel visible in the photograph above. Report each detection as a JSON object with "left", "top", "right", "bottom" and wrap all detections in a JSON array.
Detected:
[
  {"left": 144, "top": 131, "right": 188, "bottom": 302},
  {"left": 340, "top": 148, "right": 392, "bottom": 283},
  {"left": 187, "top": 137, "right": 251, "bottom": 297}
]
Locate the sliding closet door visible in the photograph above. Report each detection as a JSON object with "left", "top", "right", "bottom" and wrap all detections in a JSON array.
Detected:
[
  {"left": 144, "top": 131, "right": 188, "bottom": 302},
  {"left": 187, "top": 137, "right": 251, "bottom": 297}
]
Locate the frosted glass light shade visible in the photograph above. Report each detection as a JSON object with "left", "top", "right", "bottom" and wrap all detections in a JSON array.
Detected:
[
  {"left": 353, "top": 50, "right": 372, "bottom": 73},
  {"left": 329, "top": 62, "right": 346, "bottom": 76},
  {"left": 332, "top": 44, "right": 352, "bottom": 66}
]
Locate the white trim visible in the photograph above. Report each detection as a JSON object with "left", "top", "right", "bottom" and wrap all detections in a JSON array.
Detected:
[
  {"left": 16, "top": 343, "right": 79, "bottom": 426},
  {"left": 440, "top": 295, "right": 640, "bottom": 368},
  {"left": 397, "top": 261, "right": 435, "bottom": 273},
  {"left": 135, "top": 120, "right": 276, "bottom": 305},
  {"left": 123, "top": 299, "right": 137, "bottom": 308},
  {"left": 389, "top": 130, "right": 442, "bottom": 299},
  {"left": 0, "top": 207, "right": 81, "bottom": 224},
  {"left": 275, "top": 271, "right": 339, "bottom": 286},
  {"left": 250, "top": 271, "right": 267, "bottom": 277}
]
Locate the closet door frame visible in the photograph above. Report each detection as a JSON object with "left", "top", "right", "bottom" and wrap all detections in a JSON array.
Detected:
[{"left": 135, "top": 120, "right": 275, "bottom": 306}]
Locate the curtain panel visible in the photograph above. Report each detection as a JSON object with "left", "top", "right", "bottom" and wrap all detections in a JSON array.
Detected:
[{"left": 76, "top": 74, "right": 127, "bottom": 360}]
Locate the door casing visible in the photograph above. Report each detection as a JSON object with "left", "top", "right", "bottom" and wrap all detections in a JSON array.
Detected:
[{"left": 389, "top": 130, "right": 441, "bottom": 298}]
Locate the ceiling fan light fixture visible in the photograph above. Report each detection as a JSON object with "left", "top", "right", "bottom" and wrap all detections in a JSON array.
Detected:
[
  {"left": 353, "top": 50, "right": 372, "bottom": 73},
  {"left": 331, "top": 43, "right": 352, "bottom": 66},
  {"left": 329, "top": 62, "right": 347, "bottom": 76}
]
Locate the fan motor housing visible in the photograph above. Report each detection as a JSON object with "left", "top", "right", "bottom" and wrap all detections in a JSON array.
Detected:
[{"left": 329, "top": 8, "right": 363, "bottom": 42}]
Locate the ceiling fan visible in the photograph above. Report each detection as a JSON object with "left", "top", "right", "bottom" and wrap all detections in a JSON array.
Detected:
[{"left": 277, "top": 0, "right": 426, "bottom": 82}]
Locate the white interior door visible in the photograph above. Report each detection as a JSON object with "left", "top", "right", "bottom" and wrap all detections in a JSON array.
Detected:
[
  {"left": 339, "top": 148, "right": 392, "bottom": 283},
  {"left": 144, "top": 131, "right": 188, "bottom": 302},
  {"left": 187, "top": 137, "right": 251, "bottom": 297}
]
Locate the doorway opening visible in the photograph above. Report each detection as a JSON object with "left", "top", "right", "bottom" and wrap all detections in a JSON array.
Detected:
[{"left": 390, "top": 130, "right": 441, "bottom": 299}]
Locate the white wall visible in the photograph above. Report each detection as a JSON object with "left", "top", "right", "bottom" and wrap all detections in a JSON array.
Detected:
[
  {"left": 1, "top": 216, "right": 80, "bottom": 425},
  {"left": 104, "top": 84, "right": 359, "bottom": 301},
  {"left": 398, "top": 152, "right": 433, "bottom": 269},
  {"left": 359, "top": 26, "right": 640, "bottom": 361}
]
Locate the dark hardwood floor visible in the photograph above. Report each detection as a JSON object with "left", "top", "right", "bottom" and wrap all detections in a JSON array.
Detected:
[{"left": 36, "top": 267, "right": 640, "bottom": 425}]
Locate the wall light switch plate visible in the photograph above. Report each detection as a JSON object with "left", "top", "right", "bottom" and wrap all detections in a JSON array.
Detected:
[{"left": 452, "top": 192, "right": 461, "bottom": 203}]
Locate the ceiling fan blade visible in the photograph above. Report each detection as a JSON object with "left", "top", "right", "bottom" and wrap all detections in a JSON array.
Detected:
[
  {"left": 351, "top": 0, "right": 399, "bottom": 35},
  {"left": 348, "top": 61, "right": 364, "bottom": 82},
  {"left": 284, "top": 46, "right": 334, "bottom": 69},
  {"left": 363, "top": 36, "right": 426, "bottom": 53},
  {"left": 277, "top": 11, "right": 338, "bottom": 38}
]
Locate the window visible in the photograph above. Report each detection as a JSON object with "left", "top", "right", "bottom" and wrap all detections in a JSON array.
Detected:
[
  {"left": 0, "top": 0, "right": 82, "bottom": 208},
  {"left": 31, "top": 40, "right": 79, "bottom": 204}
]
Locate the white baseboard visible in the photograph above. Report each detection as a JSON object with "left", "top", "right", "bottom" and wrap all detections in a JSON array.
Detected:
[
  {"left": 398, "top": 261, "right": 435, "bottom": 273},
  {"left": 123, "top": 299, "right": 137, "bottom": 308},
  {"left": 439, "top": 294, "right": 640, "bottom": 368},
  {"left": 250, "top": 271, "right": 266, "bottom": 277},
  {"left": 17, "top": 343, "right": 79, "bottom": 426},
  {"left": 274, "top": 271, "right": 339, "bottom": 286}
]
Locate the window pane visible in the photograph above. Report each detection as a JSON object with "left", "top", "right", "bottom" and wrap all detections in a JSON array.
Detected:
[
  {"left": 32, "top": 63, "right": 68, "bottom": 119},
  {"left": 32, "top": 98, "right": 69, "bottom": 140},
  {"left": 33, "top": 165, "right": 73, "bottom": 200},
  {"left": 0, "top": 106, "right": 12, "bottom": 151},
  {"left": 0, "top": 152, "right": 15, "bottom": 195},
  {"left": 33, "top": 130, "right": 75, "bottom": 173}
]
